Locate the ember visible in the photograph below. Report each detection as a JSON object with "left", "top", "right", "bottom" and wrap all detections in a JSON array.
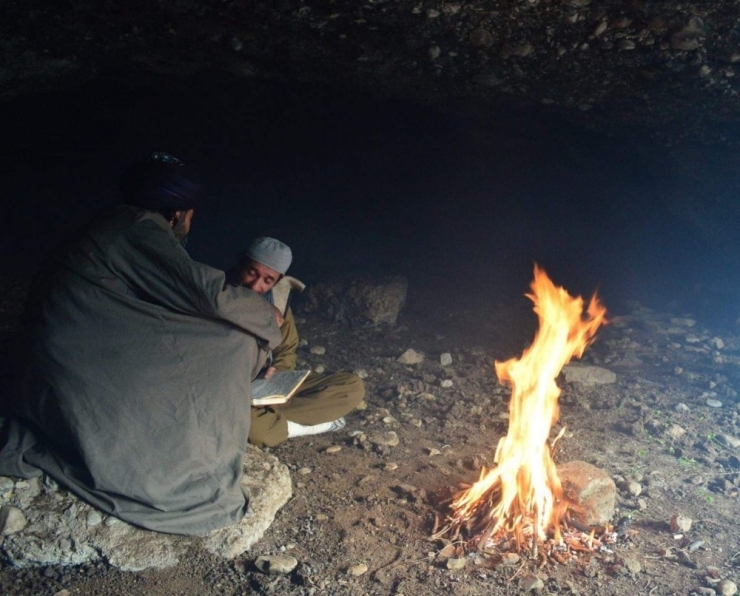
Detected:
[{"left": 435, "top": 266, "right": 607, "bottom": 555}]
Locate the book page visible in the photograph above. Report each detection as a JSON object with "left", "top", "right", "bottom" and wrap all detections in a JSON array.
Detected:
[{"left": 251, "top": 370, "right": 310, "bottom": 405}]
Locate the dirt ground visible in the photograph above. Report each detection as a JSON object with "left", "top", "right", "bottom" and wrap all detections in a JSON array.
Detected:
[{"left": 1, "top": 281, "right": 740, "bottom": 596}]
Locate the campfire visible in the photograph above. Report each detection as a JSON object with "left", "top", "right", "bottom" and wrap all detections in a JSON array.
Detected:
[{"left": 434, "top": 265, "right": 608, "bottom": 555}]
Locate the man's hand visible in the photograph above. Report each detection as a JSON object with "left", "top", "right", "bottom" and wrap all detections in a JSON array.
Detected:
[
  {"left": 264, "top": 366, "right": 278, "bottom": 380},
  {"left": 273, "top": 305, "right": 284, "bottom": 327}
]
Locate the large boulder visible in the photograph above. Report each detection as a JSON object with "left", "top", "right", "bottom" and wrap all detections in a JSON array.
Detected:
[
  {"left": 300, "top": 276, "right": 408, "bottom": 326},
  {"left": 0, "top": 445, "right": 291, "bottom": 571}
]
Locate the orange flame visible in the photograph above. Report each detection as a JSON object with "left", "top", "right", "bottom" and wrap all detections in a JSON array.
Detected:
[{"left": 450, "top": 265, "right": 607, "bottom": 546}]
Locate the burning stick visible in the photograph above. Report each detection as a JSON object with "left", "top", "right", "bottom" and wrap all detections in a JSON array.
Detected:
[{"left": 434, "top": 265, "right": 607, "bottom": 553}]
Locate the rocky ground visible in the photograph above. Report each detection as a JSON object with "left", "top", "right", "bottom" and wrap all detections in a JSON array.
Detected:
[{"left": 1, "top": 278, "right": 740, "bottom": 595}]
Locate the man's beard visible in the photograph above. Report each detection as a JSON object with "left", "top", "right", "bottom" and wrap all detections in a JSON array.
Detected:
[{"left": 172, "top": 218, "right": 189, "bottom": 247}]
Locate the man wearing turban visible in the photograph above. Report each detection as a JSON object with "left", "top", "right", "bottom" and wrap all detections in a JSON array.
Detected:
[{"left": 0, "top": 153, "right": 283, "bottom": 535}]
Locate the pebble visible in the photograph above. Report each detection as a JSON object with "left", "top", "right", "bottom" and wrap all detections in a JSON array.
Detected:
[
  {"left": 383, "top": 462, "right": 398, "bottom": 471},
  {"left": 298, "top": 467, "right": 312, "bottom": 476},
  {"left": 446, "top": 557, "right": 466, "bottom": 570},
  {"left": 671, "top": 317, "right": 696, "bottom": 327},
  {"left": 254, "top": 555, "right": 299, "bottom": 575},
  {"left": 440, "top": 352, "right": 453, "bottom": 367},
  {"left": 706, "top": 399, "right": 723, "bottom": 408},
  {"left": 718, "top": 434, "right": 740, "bottom": 448},
  {"left": 670, "top": 513, "right": 692, "bottom": 532},
  {"left": 316, "top": 513, "right": 329, "bottom": 521},
  {"left": 369, "top": 431, "right": 399, "bottom": 447},
  {"left": 86, "top": 510, "right": 103, "bottom": 527},
  {"left": 501, "top": 552, "right": 520, "bottom": 565},
  {"left": 325, "top": 445, "right": 342, "bottom": 454},
  {"left": 310, "top": 345, "right": 326, "bottom": 355},
  {"left": 440, "top": 379, "right": 453, "bottom": 388},
  {"left": 0, "top": 477, "right": 14, "bottom": 495},
  {"left": 348, "top": 563, "right": 368, "bottom": 576},
  {"left": 298, "top": 338, "right": 309, "bottom": 347},
  {"left": 624, "top": 557, "right": 641, "bottom": 574},
  {"left": 627, "top": 481, "right": 642, "bottom": 497},
  {"left": 354, "top": 368, "right": 368, "bottom": 379},
  {"left": 397, "top": 349, "right": 424, "bottom": 365},
  {"left": 665, "top": 424, "right": 686, "bottom": 439},
  {"left": 428, "top": 45, "right": 441, "bottom": 60},
  {"left": 675, "top": 402, "right": 690, "bottom": 413},
  {"left": 718, "top": 579, "right": 738, "bottom": 596},
  {"left": 314, "top": 364, "right": 325, "bottom": 374},
  {"left": 0, "top": 506, "right": 27, "bottom": 534},
  {"left": 520, "top": 572, "right": 545, "bottom": 591}
]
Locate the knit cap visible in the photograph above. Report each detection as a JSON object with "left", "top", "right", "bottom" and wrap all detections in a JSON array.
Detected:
[{"left": 246, "top": 237, "right": 292, "bottom": 274}]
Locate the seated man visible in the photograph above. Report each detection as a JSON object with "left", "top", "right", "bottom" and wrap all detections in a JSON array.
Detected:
[
  {"left": 0, "top": 153, "right": 283, "bottom": 535},
  {"left": 227, "top": 237, "right": 365, "bottom": 447}
]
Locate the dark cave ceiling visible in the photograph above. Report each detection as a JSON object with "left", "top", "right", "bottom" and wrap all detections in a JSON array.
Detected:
[{"left": 3, "top": 0, "right": 740, "bottom": 149}]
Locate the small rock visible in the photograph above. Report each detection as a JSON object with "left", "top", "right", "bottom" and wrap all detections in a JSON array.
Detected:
[
  {"left": 298, "top": 467, "right": 312, "bottom": 476},
  {"left": 520, "top": 572, "right": 545, "bottom": 591},
  {"left": 626, "top": 481, "right": 642, "bottom": 497},
  {"left": 314, "top": 364, "right": 326, "bottom": 374},
  {"left": 706, "top": 399, "right": 723, "bottom": 408},
  {"left": 470, "top": 28, "right": 494, "bottom": 48},
  {"left": 675, "top": 403, "right": 690, "bottom": 413},
  {"left": 713, "top": 337, "right": 725, "bottom": 350},
  {"left": 397, "top": 349, "right": 424, "bottom": 365},
  {"left": 427, "top": 448, "right": 441, "bottom": 457},
  {"left": 348, "top": 563, "right": 368, "bottom": 576},
  {"left": 624, "top": 557, "right": 641, "bottom": 574},
  {"left": 0, "top": 477, "right": 14, "bottom": 495},
  {"left": 0, "top": 506, "right": 27, "bottom": 534},
  {"left": 369, "top": 431, "right": 400, "bottom": 447},
  {"left": 54, "top": 591, "right": 71, "bottom": 596},
  {"left": 310, "top": 345, "right": 326, "bottom": 355},
  {"left": 383, "top": 462, "right": 398, "bottom": 471},
  {"left": 440, "top": 379, "right": 453, "bottom": 388},
  {"left": 501, "top": 552, "right": 520, "bottom": 565},
  {"left": 718, "top": 579, "right": 738, "bottom": 596},
  {"left": 440, "top": 353, "right": 453, "bottom": 367},
  {"left": 558, "top": 461, "right": 616, "bottom": 525},
  {"left": 354, "top": 369, "right": 368, "bottom": 379},
  {"left": 428, "top": 45, "right": 441, "bottom": 60},
  {"left": 316, "top": 513, "right": 329, "bottom": 522},
  {"left": 446, "top": 557, "right": 466, "bottom": 570},
  {"left": 86, "top": 510, "right": 103, "bottom": 527},
  {"left": 670, "top": 317, "right": 696, "bottom": 327},
  {"left": 562, "top": 363, "right": 616, "bottom": 385},
  {"left": 298, "top": 338, "right": 309, "bottom": 347},
  {"left": 718, "top": 434, "right": 740, "bottom": 449},
  {"left": 325, "top": 445, "right": 342, "bottom": 454},
  {"left": 665, "top": 424, "right": 686, "bottom": 440},
  {"left": 670, "top": 513, "right": 692, "bottom": 532},
  {"left": 254, "top": 555, "right": 299, "bottom": 575},
  {"left": 437, "top": 543, "right": 456, "bottom": 558}
]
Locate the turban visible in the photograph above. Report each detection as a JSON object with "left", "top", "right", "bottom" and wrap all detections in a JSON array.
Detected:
[{"left": 120, "top": 152, "right": 204, "bottom": 212}]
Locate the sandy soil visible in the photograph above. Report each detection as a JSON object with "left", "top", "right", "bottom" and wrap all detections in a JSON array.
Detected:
[{"left": 1, "top": 283, "right": 740, "bottom": 596}]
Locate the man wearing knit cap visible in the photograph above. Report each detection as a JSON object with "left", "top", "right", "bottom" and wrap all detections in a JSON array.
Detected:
[
  {"left": 0, "top": 153, "right": 283, "bottom": 536},
  {"left": 228, "top": 237, "right": 365, "bottom": 447}
]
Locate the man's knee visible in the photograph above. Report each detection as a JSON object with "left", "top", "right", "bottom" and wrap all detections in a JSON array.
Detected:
[{"left": 344, "top": 374, "right": 365, "bottom": 408}]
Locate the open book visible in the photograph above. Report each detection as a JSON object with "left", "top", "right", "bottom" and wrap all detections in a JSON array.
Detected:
[{"left": 251, "top": 370, "right": 311, "bottom": 407}]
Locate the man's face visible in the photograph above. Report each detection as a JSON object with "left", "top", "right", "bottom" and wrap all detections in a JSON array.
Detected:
[
  {"left": 172, "top": 209, "right": 195, "bottom": 242},
  {"left": 239, "top": 259, "right": 281, "bottom": 295}
]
